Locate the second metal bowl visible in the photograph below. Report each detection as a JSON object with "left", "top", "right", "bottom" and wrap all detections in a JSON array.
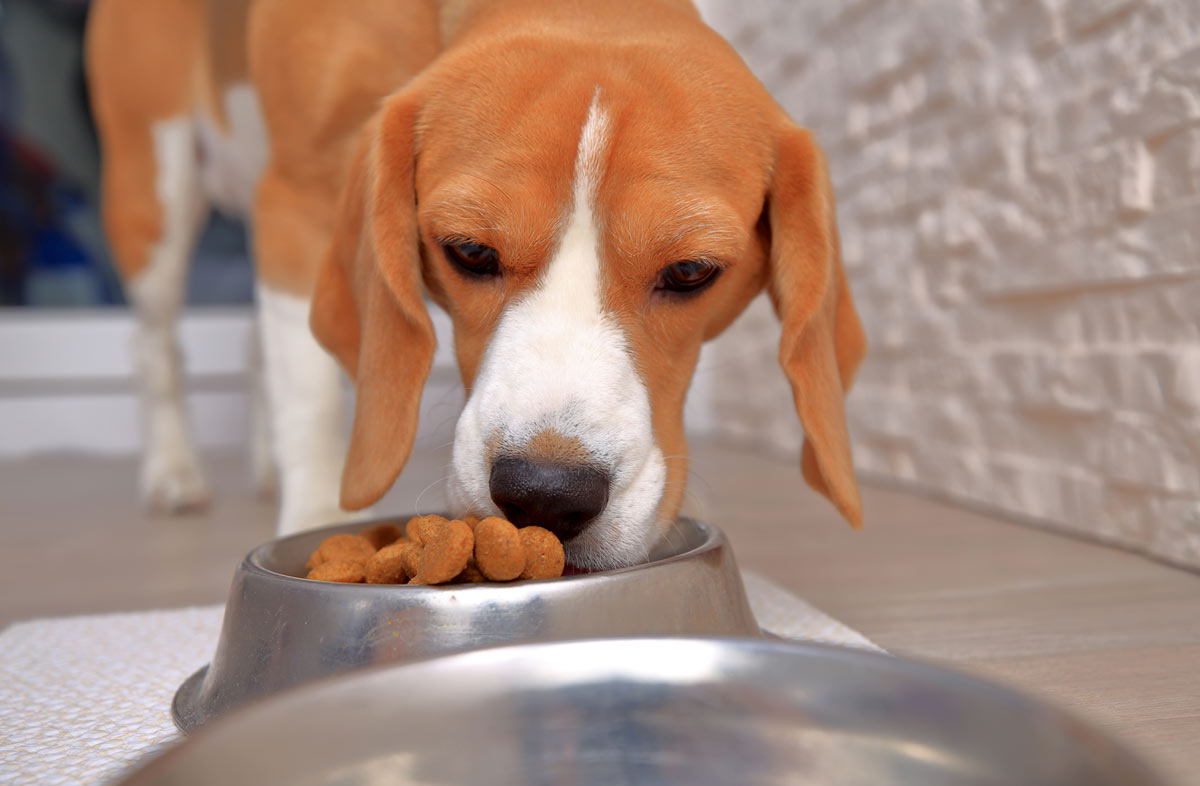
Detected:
[
  {"left": 173, "top": 516, "right": 759, "bottom": 732},
  {"left": 137, "top": 638, "right": 1165, "bottom": 785}
]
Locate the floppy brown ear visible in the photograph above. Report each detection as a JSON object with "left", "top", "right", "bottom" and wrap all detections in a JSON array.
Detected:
[
  {"left": 766, "top": 125, "right": 867, "bottom": 527},
  {"left": 310, "top": 92, "right": 435, "bottom": 511}
]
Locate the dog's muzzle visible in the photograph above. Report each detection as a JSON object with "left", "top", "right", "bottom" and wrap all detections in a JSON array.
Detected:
[{"left": 488, "top": 456, "right": 610, "bottom": 542}]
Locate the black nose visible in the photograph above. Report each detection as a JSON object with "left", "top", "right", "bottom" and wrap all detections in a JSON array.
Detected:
[{"left": 489, "top": 456, "right": 610, "bottom": 541}]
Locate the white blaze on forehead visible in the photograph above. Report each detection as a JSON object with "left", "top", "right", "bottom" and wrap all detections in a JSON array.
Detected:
[
  {"left": 537, "top": 93, "right": 611, "bottom": 328},
  {"left": 447, "top": 91, "right": 668, "bottom": 570},
  {"left": 574, "top": 92, "right": 612, "bottom": 206}
]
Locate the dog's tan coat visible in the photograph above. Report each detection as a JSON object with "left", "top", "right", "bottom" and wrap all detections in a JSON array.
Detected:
[{"left": 88, "top": 0, "right": 866, "bottom": 542}]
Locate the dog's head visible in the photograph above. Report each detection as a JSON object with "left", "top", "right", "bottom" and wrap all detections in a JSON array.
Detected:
[{"left": 311, "top": 17, "right": 866, "bottom": 570}]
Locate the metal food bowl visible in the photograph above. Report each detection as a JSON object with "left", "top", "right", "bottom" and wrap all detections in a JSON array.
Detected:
[
  {"left": 134, "top": 638, "right": 1165, "bottom": 785},
  {"left": 172, "top": 517, "right": 760, "bottom": 733}
]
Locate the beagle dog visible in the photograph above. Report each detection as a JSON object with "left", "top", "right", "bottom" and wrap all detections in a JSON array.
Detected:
[{"left": 86, "top": 0, "right": 866, "bottom": 570}]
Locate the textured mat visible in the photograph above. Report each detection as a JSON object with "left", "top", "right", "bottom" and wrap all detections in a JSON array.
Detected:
[{"left": 0, "top": 571, "right": 880, "bottom": 785}]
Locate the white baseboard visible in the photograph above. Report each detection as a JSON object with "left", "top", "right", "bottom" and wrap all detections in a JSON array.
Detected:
[
  {"left": 0, "top": 306, "right": 459, "bottom": 457},
  {"left": 0, "top": 305, "right": 717, "bottom": 458}
]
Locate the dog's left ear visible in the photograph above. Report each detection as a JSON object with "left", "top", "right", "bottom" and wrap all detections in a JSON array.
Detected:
[
  {"left": 765, "top": 125, "right": 867, "bottom": 527},
  {"left": 310, "top": 92, "right": 436, "bottom": 511}
]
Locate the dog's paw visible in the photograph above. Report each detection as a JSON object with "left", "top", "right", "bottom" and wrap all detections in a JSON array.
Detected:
[{"left": 140, "top": 452, "right": 211, "bottom": 514}]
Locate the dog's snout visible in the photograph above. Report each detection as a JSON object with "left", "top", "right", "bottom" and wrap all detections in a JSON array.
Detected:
[{"left": 489, "top": 456, "right": 609, "bottom": 541}]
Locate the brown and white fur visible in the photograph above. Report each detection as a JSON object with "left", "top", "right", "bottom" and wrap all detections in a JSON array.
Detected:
[{"left": 87, "top": 0, "right": 866, "bottom": 569}]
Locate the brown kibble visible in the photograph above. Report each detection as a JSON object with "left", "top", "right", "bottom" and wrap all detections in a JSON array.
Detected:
[
  {"left": 519, "top": 526, "right": 565, "bottom": 580},
  {"left": 406, "top": 514, "right": 449, "bottom": 545},
  {"left": 360, "top": 523, "right": 403, "bottom": 550},
  {"left": 474, "top": 517, "right": 525, "bottom": 581},
  {"left": 317, "top": 533, "right": 376, "bottom": 566},
  {"left": 365, "top": 543, "right": 409, "bottom": 584},
  {"left": 300, "top": 516, "right": 566, "bottom": 585},
  {"left": 399, "top": 541, "right": 423, "bottom": 579},
  {"left": 454, "top": 559, "right": 487, "bottom": 583},
  {"left": 307, "top": 560, "right": 366, "bottom": 583},
  {"left": 416, "top": 519, "right": 474, "bottom": 584}
]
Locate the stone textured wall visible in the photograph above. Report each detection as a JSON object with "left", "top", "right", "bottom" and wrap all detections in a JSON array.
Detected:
[{"left": 695, "top": 0, "right": 1200, "bottom": 569}]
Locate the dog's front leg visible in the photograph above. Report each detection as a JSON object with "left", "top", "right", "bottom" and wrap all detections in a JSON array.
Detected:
[
  {"left": 119, "top": 119, "right": 211, "bottom": 513},
  {"left": 256, "top": 285, "right": 362, "bottom": 534},
  {"left": 253, "top": 167, "right": 368, "bottom": 535}
]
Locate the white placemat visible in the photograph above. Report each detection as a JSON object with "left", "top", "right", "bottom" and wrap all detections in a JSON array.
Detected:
[{"left": 0, "top": 571, "right": 881, "bottom": 785}]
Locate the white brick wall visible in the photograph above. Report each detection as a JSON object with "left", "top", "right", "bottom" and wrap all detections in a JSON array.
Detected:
[{"left": 697, "top": 0, "right": 1200, "bottom": 570}]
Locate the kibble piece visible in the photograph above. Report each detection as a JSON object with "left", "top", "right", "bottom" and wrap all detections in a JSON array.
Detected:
[
  {"left": 406, "top": 514, "right": 449, "bottom": 545},
  {"left": 317, "top": 534, "right": 377, "bottom": 566},
  {"left": 519, "top": 526, "right": 565, "bottom": 580},
  {"left": 454, "top": 559, "right": 487, "bottom": 583},
  {"left": 360, "top": 523, "right": 404, "bottom": 551},
  {"left": 365, "top": 543, "right": 409, "bottom": 584},
  {"left": 398, "top": 541, "right": 423, "bottom": 580},
  {"left": 307, "top": 560, "right": 366, "bottom": 583},
  {"left": 474, "top": 517, "right": 526, "bottom": 581},
  {"left": 415, "top": 519, "right": 475, "bottom": 584},
  {"left": 463, "top": 515, "right": 481, "bottom": 531},
  {"left": 305, "top": 550, "right": 325, "bottom": 571}
]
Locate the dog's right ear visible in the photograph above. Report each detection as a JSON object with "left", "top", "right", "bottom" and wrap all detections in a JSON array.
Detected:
[{"left": 310, "top": 91, "right": 436, "bottom": 512}]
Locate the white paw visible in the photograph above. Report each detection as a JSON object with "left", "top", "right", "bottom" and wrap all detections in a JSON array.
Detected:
[{"left": 140, "top": 451, "right": 211, "bottom": 514}]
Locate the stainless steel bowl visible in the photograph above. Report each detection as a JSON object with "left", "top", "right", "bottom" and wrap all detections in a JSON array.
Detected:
[
  {"left": 172, "top": 517, "right": 759, "bottom": 733},
  {"left": 133, "top": 638, "right": 1165, "bottom": 785}
]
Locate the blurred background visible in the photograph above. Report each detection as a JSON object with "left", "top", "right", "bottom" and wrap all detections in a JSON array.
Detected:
[{"left": 1, "top": 0, "right": 1198, "bottom": 573}]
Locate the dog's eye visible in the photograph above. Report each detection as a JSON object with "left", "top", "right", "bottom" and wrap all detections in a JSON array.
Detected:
[
  {"left": 656, "top": 259, "right": 722, "bottom": 295},
  {"left": 441, "top": 241, "right": 501, "bottom": 278}
]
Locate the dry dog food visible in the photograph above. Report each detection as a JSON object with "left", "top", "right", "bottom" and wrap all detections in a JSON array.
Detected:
[
  {"left": 473, "top": 517, "right": 525, "bottom": 581},
  {"left": 405, "top": 515, "right": 444, "bottom": 546},
  {"left": 303, "top": 515, "right": 566, "bottom": 585},
  {"left": 308, "top": 559, "right": 366, "bottom": 583},
  {"left": 361, "top": 523, "right": 404, "bottom": 550},
  {"left": 305, "top": 533, "right": 376, "bottom": 572},
  {"left": 364, "top": 542, "right": 409, "bottom": 584},
  {"left": 413, "top": 518, "right": 474, "bottom": 584},
  {"left": 519, "top": 526, "right": 566, "bottom": 580}
]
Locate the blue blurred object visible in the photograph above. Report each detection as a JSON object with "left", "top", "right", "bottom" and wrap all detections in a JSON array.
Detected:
[
  {"left": 0, "top": 0, "right": 111, "bottom": 306},
  {"left": 0, "top": 0, "right": 254, "bottom": 307},
  {"left": 0, "top": 123, "right": 114, "bottom": 305},
  {"left": 0, "top": 0, "right": 116, "bottom": 305}
]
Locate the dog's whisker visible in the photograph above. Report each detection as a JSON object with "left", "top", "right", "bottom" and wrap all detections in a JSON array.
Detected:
[
  {"left": 412, "top": 474, "right": 453, "bottom": 516},
  {"left": 425, "top": 412, "right": 462, "bottom": 437},
  {"left": 653, "top": 456, "right": 714, "bottom": 493},
  {"left": 682, "top": 469, "right": 714, "bottom": 492},
  {"left": 655, "top": 522, "right": 691, "bottom": 556}
]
